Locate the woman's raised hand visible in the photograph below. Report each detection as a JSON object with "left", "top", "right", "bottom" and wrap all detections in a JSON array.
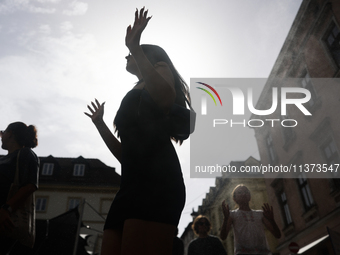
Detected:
[
  {"left": 125, "top": 7, "right": 152, "bottom": 51},
  {"left": 222, "top": 200, "right": 230, "bottom": 219},
  {"left": 84, "top": 99, "right": 105, "bottom": 124},
  {"left": 262, "top": 203, "right": 274, "bottom": 221}
]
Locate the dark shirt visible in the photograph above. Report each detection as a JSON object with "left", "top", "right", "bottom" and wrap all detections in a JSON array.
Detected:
[
  {"left": 188, "top": 235, "right": 227, "bottom": 255},
  {"left": 173, "top": 236, "right": 184, "bottom": 255},
  {"left": 0, "top": 148, "right": 39, "bottom": 205}
]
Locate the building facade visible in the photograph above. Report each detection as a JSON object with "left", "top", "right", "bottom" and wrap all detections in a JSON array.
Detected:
[
  {"left": 36, "top": 155, "right": 120, "bottom": 254},
  {"left": 251, "top": 0, "right": 340, "bottom": 254}
]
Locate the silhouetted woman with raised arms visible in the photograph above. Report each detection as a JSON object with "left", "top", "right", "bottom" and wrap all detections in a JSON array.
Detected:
[{"left": 85, "top": 7, "right": 190, "bottom": 255}]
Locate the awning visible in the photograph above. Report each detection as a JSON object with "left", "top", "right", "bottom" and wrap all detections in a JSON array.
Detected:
[{"left": 297, "top": 235, "right": 329, "bottom": 254}]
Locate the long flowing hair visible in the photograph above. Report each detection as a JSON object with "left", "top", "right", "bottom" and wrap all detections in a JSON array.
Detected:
[
  {"left": 141, "top": 44, "right": 191, "bottom": 144},
  {"left": 141, "top": 44, "right": 191, "bottom": 107}
]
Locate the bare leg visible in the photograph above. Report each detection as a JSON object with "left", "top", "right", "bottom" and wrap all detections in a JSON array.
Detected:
[
  {"left": 121, "top": 219, "right": 176, "bottom": 255},
  {"left": 101, "top": 229, "right": 122, "bottom": 255}
]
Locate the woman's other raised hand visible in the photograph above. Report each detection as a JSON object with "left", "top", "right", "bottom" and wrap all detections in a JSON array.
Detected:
[
  {"left": 84, "top": 99, "right": 105, "bottom": 125},
  {"left": 222, "top": 200, "right": 230, "bottom": 219}
]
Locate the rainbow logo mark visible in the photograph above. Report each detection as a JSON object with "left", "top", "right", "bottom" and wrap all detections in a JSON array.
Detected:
[{"left": 196, "top": 82, "right": 223, "bottom": 106}]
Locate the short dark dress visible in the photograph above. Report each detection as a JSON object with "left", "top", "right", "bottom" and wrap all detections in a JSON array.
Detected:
[{"left": 104, "top": 88, "right": 186, "bottom": 230}]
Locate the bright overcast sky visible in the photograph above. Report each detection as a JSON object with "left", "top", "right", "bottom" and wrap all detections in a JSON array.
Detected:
[{"left": 0, "top": 0, "right": 302, "bottom": 235}]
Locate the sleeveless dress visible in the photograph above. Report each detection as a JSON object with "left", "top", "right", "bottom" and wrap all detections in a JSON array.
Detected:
[{"left": 104, "top": 88, "right": 186, "bottom": 230}]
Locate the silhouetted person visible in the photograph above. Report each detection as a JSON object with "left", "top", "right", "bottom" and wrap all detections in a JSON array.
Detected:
[
  {"left": 220, "top": 184, "right": 281, "bottom": 255},
  {"left": 188, "top": 215, "right": 227, "bottom": 255},
  {"left": 173, "top": 228, "right": 184, "bottom": 255},
  {"left": 85, "top": 7, "right": 190, "bottom": 255},
  {"left": 0, "top": 122, "right": 39, "bottom": 254}
]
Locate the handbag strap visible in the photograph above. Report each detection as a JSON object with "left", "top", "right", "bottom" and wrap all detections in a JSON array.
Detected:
[{"left": 14, "top": 150, "right": 21, "bottom": 185}]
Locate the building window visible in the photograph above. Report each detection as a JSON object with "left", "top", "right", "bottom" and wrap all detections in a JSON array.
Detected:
[
  {"left": 73, "top": 164, "right": 85, "bottom": 176},
  {"left": 320, "top": 137, "right": 340, "bottom": 190},
  {"left": 297, "top": 172, "right": 315, "bottom": 210},
  {"left": 321, "top": 138, "right": 340, "bottom": 166},
  {"left": 281, "top": 115, "right": 294, "bottom": 143},
  {"left": 301, "top": 72, "right": 317, "bottom": 109},
  {"left": 324, "top": 22, "right": 340, "bottom": 67},
  {"left": 68, "top": 198, "right": 80, "bottom": 210},
  {"left": 266, "top": 134, "right": 277, "bottom": 163},
  {"left": 280, "top": 191, "right": 293, "bottom": 225},
  {"left": 310, "top": 120, "right": 340, "bottom": 192},
  {"left": 36, "top": 198, "right": 47, "bottom": 212},
  {"left": 42, "top": 163, "right": 54, "bottom": 175}
]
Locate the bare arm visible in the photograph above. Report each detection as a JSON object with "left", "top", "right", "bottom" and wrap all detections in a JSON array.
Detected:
[
  {"left": 220, "top": 200, "right": 232, "bottom": 240},
  {"left": 85, "top": 99, "right": 122, "bottom": 163},
  {"left": 262, "top": 203, "right": 281, "bottom": 239},
  {"left": 125, "top": 8, "right": 176, "bottom": 112}
]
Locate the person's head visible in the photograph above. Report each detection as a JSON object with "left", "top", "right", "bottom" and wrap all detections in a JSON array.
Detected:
[
  {"left": 139, "top": 44, "right": 189, "bottom": 102},
  {"left": 192, "top": 215, "right": 212, "bottom": 236},
  {"left": 232, "top": 184, "right": 251, "bottom": 206},
  {"left": 127, "top": 44, "right": 191, "bottom": 144},
  {"left": 140, "top": 44, "right": 173, "bottom": 68},
  {"left": 0, "top": 122, "right": 38, "bottom": 151}
]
